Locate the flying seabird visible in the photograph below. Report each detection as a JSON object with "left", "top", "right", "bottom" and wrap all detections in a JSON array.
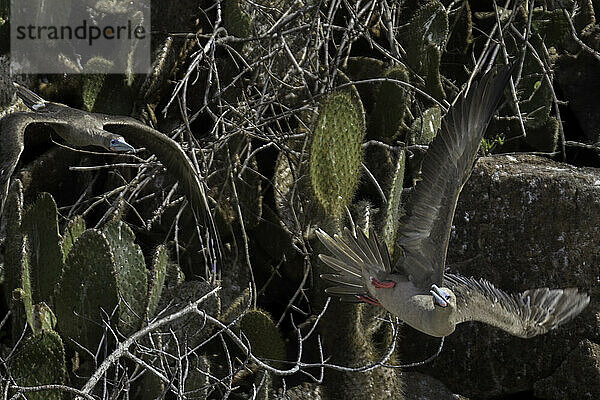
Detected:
[
  {"left": 316, "top": 66, "right": 590, "bottom": 338},
  {"left": 0, "top": 83, "right": 212, "bottom": 230}
]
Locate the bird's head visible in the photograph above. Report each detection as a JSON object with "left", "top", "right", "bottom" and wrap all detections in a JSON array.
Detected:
[
  {"left": 428, "top": 284, "right": 457, "bottom": 336},
  {"left": 106, "top": 135, "right": 135, "bottom": 152}
]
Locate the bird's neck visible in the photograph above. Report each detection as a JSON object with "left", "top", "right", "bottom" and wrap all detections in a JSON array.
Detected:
[
  {"left": 56, "top": 125, "right": 107, "bottom": 148},
  {"left": 373, "top": 281, "right": 456, "bottom": 337}
]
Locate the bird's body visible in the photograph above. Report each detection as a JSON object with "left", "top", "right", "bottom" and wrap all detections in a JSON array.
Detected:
[
  {"left": 366, "top": 272, "right": 456, "bottom": 337},
  {"left": 317, "top": 65, "right": 590, "bottom": 338}
]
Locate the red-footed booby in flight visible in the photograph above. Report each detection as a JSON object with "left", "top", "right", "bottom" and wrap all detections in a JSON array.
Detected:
[
  {"left": 0, "top": 84, "right": 212, "bottom": 241},
  {"left": 317, "top": 65, "right": 589, "bottom": 338}
]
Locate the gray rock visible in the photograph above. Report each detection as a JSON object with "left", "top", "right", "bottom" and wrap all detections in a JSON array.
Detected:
[
  {"left": 403, "top": 371, "right": 468, "bottom": 400},
  {"left": 398, "top": 154, "right": 600, "bottom": 398},
  {"left": 534, "top": 339, "right": 600, "bottom": 400}
]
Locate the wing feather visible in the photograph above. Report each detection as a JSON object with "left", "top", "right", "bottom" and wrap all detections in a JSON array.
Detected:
[
  {"left": 0, "top": 113, "right": 71, "bottom": 216},
  {"left": 102, "top": 117, "right": 207, "bottom": 211},
  {"left": 445, "top": 273, "right": 590, "bottom": 338},
  {"left": 396, "top": 66, "right": 513, "bottom": 288},
  {"left": 102, "top": 116, "right": 220, "bottom": 255}
]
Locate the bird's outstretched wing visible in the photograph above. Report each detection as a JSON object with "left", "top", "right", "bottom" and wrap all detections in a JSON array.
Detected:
[
  {"left": 0, "top": 112, "right": 70, "bottom": 216},
  {"left": 444, "top": 274, "right": 590, "bottom": 338},
  {"left": 396, "top": 65, "right": 513, "bottom": 289},
  {"left": 101, "top": 115, "right": 210, "bottom": 216},
  {"left": 101, "top": 115, "right": 220, "bottom": 256}
]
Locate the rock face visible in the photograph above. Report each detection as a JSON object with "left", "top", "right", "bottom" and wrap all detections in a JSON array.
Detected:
[
  {"left": 398, "top": 154, "right": 600, "bottom": 399},
  {"left": 403, "top": 371, "right": 468, "bottom": 400},
  {"left": 533, "top": 339, "right": 600, "bottom": 400}
]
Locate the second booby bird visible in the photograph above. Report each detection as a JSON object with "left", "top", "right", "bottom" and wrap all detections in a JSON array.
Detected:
[
  {"left": 0, "top": 83, "right": 211, "bottom": 226},
  {"left": 316, "top": 65, "right": 590, "bottom": 338}
]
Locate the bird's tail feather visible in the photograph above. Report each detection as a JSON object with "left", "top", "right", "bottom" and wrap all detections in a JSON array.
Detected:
[{"left": 316, "top": 228, "right": 391, "bottom": 302}]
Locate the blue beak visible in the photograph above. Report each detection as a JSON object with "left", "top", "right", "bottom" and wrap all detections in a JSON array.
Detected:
[
  {"left": 430, "top": 284, "right": 449, "bottom": 308},
  {"left": 109, "top": 137, "right": 135, "bottom": 152}
]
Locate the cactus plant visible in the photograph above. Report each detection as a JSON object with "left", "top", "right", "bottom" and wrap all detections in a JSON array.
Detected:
[
  {"left": 368, "top": 65, "right": 410, "bottom": 141},
  {"left": 184, "top": 354, "right": 211, "bottom": 397},
  {"left": 402, "top": 1, "right": 449, "bottom": 75},
  {"left": 525, "top": 116, "right": 559, "bottom": 153},
  {"left": 4, "top": 179, "right": 25, "bottom": 306},
  {"left": 102, "top": 219, "right": 149, "bottom": 335},
  {"left": 344, "top": 57, "right": 386, "bottom": 114},
  {"left": 61, "top": 215, "right": 86, "bottom": 261},
  {"left": 221, "top": 288, "right": 251, "bottom": 324},
  {"left": 54, "top": 217, "right": 163, "bottom": 348},
  {"left": 11, "top": 287, "right": 31, "bottom": 343},
  {"left": 82, "top": 56, "right": 114, "bottom": 111},
  {"left": 350, "top": 200, "right": 378, "bottom": 233},
  {"left": 319, "top": 289, "right": 403, "bottom": 400},
  {"left": 55, "top": 229, "right": 119, "bottom": 352},
  {"left": 382, "top": 149, "right": 406, "bottom": 253},
  {"left": 274, "top": 150, "right": 326, "bottom": 238},
  {"left": 424, "top": 43, "right": 446, "bottom": 101},
  {"left": 9, "top": 329, "right": 67, "bottom": 400},
  {"left": 310, "top": 89, "right": 365, "bottom": 218},
  {"left": 31, "top": 302, "right": 56, "bottom": 334},
  {"left": 21, "top": 192, "right": 63, "bottom": 307},
  {"left": 409, "top": 106, "right": 442, "bottom": 145},
  {"left": 446, "top": 0, "right": 473, "bottom": 55},
  {"left": 239, "top": 308, "right": 286, "bottom": 368},
  {"left": 441, "top": 1, "right": 473, "bottom": 80},
  {"left": 531, "top": 9, "right": 570, "bottom": 50},
  {"left": 3, "top": 188, "right": 170, "bottom": 351},
  {"left": 145, "top": 244, "right": 168, "bottom": 320}
]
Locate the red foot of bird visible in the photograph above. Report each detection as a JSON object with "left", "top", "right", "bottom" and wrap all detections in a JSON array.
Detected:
[
  {"left": 357, "top": 295, "right": 381, "bottom": 306},
  {"left": 371, "top": 277, "right": 396, "bottom": 289}
]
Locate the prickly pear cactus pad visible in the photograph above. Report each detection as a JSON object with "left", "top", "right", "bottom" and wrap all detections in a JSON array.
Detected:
[
  {"left": 61, "top": 215, "right": 86, "bottom": 261},
  {"left": 55, "top": 229, "right": 119, "bottom": 352},
  {"left": 21, "top": 192, "right": 63, "bottom": 306},
  {"left": 239, "top": 309, "right": 286, "bottom": 368},
  {"left": 410, "top": 106, "right": 442, "bottom": 145},
  {"left": 4, "top": 179, "right": 25, "bottom": 307},
  {"left": 82, "top": 56, "right": 114, "bottom": 111},
  {"left": 102, "top": 220, "right": 149, "bottom": 334},
  {"left": 310, "top": 90, "right": 365, "bottom": 218},
  {"left": 31, "top": 302, "right": 56, "bottom": 334},
  {"left": 368, "top": 65, "right": 410, "bottom": 141},
  {"left": 9, "top": 330, "right": 66, "bottom": 400},
  {"left": 145, "top": 244, "right": 168, "bottom": 320},
  {"left": 402, "top": 1, "right": 448, "bottom": 73},
  {"left": 383, "top": 149, "right": 406, "bottom": 253}
]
